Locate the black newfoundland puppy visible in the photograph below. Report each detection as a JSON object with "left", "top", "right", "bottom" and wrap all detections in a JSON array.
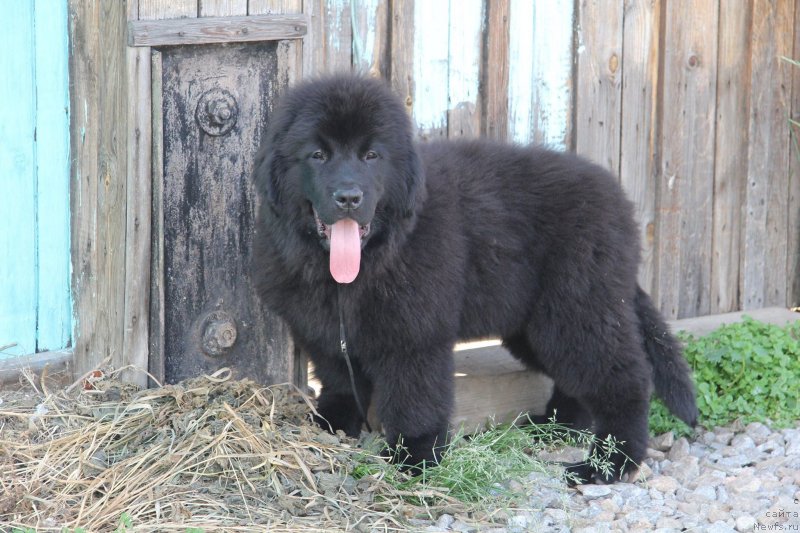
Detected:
[{"left": 252, "top": 75, "right": 697, "bottom": 484}]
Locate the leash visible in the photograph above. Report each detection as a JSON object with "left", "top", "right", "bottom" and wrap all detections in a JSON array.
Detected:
[{"left": 336, "top": 284, "right": 372, "bottom": 433}]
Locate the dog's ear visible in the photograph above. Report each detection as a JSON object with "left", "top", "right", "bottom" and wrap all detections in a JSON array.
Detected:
[
  {"left": 252, "top": 142, "right": 282, "bottom": 213},
  {"left": 402, "top": 148, "right": 424, "bottom": 218}
]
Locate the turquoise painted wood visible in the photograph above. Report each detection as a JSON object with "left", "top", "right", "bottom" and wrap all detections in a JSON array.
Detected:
[{"left": 0, "top": 1, "right": 71, "bottom": 359}]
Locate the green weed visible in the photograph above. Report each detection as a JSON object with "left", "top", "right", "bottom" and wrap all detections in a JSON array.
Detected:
[{"left": 649, "top": 317, "right": 800, "bottom": 435}]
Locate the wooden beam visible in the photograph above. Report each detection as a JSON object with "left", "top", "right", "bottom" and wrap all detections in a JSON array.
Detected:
[
  {"left": 127, "top": 14, "right": 307, "bottom": 47},
  {"left": 0, "top": 349, "right": 73, "bottom": 388}
]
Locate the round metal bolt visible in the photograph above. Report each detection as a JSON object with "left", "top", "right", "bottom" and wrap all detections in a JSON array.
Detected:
[
  {"left": 200, "top": 311, "right": 238, "bottom": 357},
  {"left": 196, "top": 88, "right": 239, "bottom": 136}
]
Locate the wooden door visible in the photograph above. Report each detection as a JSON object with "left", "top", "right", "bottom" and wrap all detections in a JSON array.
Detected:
[{"left": 151, "top": 42, "right": 294, "bottom": 385}]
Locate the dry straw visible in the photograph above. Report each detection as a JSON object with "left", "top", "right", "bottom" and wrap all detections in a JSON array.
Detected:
[{"left": 0, "top": 367, "right": 463, "bottom": 532}]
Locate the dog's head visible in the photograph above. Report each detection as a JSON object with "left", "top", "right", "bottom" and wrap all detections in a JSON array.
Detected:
[{"left": 253, "top": 75, "right": 424, "bottom": 282}]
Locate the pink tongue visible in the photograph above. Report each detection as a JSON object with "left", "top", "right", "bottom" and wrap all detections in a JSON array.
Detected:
[{"left": 329, "top": 219, "right": 361, "bottom": 283}]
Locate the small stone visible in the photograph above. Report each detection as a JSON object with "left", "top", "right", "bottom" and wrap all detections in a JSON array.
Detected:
[
  {"left": 656, "top": 517, "right": 683, "bottom": 530},
  {"left": 647, "top": 475, "right": 680, "bottom": 493},
  {"left": 626, "top": 509, "right": 659, "bottom": 528},
  {"left": 647, "top": 448, "right": 666, "bottom": 461},
  {"left": 726, "top": 474, "right": 762, "bottom": 493},
  {"left": 706, "top": 521, "right": 736, "bottom": 533},
  {"left": 450, "top": 520, "right": 478, "bottom": 533},
  {"left": 735, "top": 515, "right": 757, "bottom": 532},
  {"left": 576, "top": 484, "right": 612, "bottom": 500},
  {"left": 730, "top": 434, "right": 755, "bottom": 449},
  {"left": 669, "top": 456, "right": 700, "bottom": 483},
  {"left": 714, "top": 428, "right": 735, "bottom": 445},
  {"left": 436, "top": 514, "right": 455, "bottom": 529},
  {"left": 692, "top": 485, "right": 717, "bottom": 501},
  {"left": 544, "top": 508, "right": 569, "bottom": 522},
  {"left": 745, "top": 422, "right": 772, "bottom": 443},
  {"left": 668, "top": 437, "right": 691, "bottom": 460},
  {"left": 784, "top": 429, "right": 800, "bottom": 455},
  {"left": 652, "top": 432, "right": 675, "bottom": 452}
]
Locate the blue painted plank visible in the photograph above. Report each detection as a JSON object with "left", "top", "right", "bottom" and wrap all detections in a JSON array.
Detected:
[
  {"left": 0, "top": 3, "right": 37, "bottom": 358},
  {"left": 34, "top": 0, "right": 71, "bottom": 351}
]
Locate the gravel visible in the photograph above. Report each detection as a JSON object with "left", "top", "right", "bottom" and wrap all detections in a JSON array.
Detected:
[{"left": 411, "top": 422, "right": 800, "bottom": 532}]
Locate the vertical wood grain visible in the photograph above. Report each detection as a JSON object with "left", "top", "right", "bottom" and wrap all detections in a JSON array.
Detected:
[
  {"left": 199, "top": 0, "right": 248, "bottom": 16},
  {"left": 390, "top": 0, "right": 415, "bottom": 119},
  {"left": 711, "top": 0, "right": 751, "bottom": 313},
  {"left": 352, "top": 0, "right": 388, "bottom": 77},
  {"left": 508, "top": 0, "right": 573, "bottom": 148},
  {"left": 447, "top": 0, "right": 484, "bottom": 139},
  {"left": 149, "top": 50, "right": 166, "bottom": 384},
  {"left": 656, "top": 0, "right": 718, "bottom": 319},
  {"left": 137, "top": 1, "right": 198, "bottom": 19},
  {"left": 304, "top": 0, "right": 351, "bottom": 73},
  {"left": 412, "top": 0, "right": 449, "bottom": 139},
  {"left": 507, "top": 0, "right": 533, "bottom": 144},
  {"left": 789, "top": 7, "right": 800, "bottom": 307},
  {"left": 481, "top": 0, "right": 509, "bottom": 140},
  {"left": 741, "top": 0, "right": 795, "bottom": 310},
  {"left": 530, "top": 0, "right": 574, "bottom": 149},
  {"left": 619, "top": 0, "right": 660, "bottom": 296},
  {"left": 0, "top": 3, "right": 36, "bottom": 358},
  {"left": 69, "top": 1, "right": 129, "bottom": 375},
  {"left": 575, "top": 0, "right": 623, "bottom": 172},
  {"left": 122, "top": 45, "right": 152, "bottom": 387}
]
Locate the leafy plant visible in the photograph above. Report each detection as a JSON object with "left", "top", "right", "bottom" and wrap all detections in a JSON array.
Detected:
[{"left": 649, "top": 317, "right": 800, "bottom": 435}]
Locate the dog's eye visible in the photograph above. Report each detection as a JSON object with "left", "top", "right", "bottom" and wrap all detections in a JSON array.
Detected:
[
  {"left": 364, "top": 150, "right": 379, "bottom": 161},
  {"left": 311, "top": 150, "right": 326, "bottom": 161}
]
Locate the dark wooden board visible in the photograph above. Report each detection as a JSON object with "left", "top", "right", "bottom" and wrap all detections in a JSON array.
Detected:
[{"left": 157, "top": 42, "right": 294, "bottom": 385}]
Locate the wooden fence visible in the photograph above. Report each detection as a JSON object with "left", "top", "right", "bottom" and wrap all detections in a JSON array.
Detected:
[{"left": 71, "top": 1, "right": 800, "bottom": 386}]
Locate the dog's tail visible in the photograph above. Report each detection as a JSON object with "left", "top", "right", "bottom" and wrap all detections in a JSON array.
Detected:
[{"left": 635, "top": 286, "right": 698, "bottom": 426}]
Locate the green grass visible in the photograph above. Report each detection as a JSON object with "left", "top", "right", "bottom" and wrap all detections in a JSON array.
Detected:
[
  {"left": 354, "top": 417, "right": 622, "bottom": 505},
  {"left": 650, "top": 317, "right": 800, "bottom": 436}
]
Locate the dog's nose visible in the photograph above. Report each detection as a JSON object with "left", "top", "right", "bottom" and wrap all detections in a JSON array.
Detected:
[{"left": 333, "top": 187, "right": 363, "bottom": 210}]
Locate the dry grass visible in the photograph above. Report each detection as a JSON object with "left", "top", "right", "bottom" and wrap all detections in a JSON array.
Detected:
[{"left": 0, "top": 367, "right": 486, "bottom": 532}]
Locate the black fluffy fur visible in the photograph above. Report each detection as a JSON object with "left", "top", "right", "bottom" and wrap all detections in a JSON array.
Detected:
[{"left": 251, "top": 75, "right": 698, "bottom": 484}]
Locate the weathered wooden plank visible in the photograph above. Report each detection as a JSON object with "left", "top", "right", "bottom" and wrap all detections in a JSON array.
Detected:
[
  {"left": 0, "top": 349, "right": 73, "bottom": 388},
  {"left": 128, "top": 14, "right": 307, "bottom": 46},
  {"left": 481, "top": 0, "right": 509, "bottom": 140},
  {"left": 249, "top": 0, "right": 303, "bottom": 14},
  {"left": 303, "top": 0, "right": 350, "bottom": 73},
  {"left": 656, "top": 0, "right": 718, "bottom": 319},
  {"left": 34, "top": 0, "right": 72, "bottom": 353},
  {"left": 710, "top": 0, "right": 750, "bottom": 313},
  {"left": 148, "top": 50, "right": 166, "bottom": 385},
  {"left": 531, "top": 0, "right": 574, "bottom": 149},
  {"left": 741, "top": 0, "right": 795, "bottom": 310},
  {"left": 447, "top": 0, "right": 484, "bottom": 139},
  {"left": 619, "top": 0, "right": 660, "bottom": 297},
  {"left": 789, "top": 9, "right": 800, "bottom": 308},
  {"left": 68, "top": 1, "right": 101, "bottom": 373},
  {"left": 575, "top": 0, "right": 622, "bottom": 172},
  {"left": 200, "top": 0, "right": 248, "bottom": 16},
  {"left": 507, "top": 0, "right": 534, "bottom": 144},
  {"left": 120, "top": 46, "right": 153, "bottom": 388},
  {"left": 412, "top": 0, "right": 449, "bottom": 139},
  {"left": 67, "top": 0, "right": 129, "bottom": 375},
  {"left": 0, "top": 2, "right": 36, "bottom": 358},
  {"left": 390, "top": 0, "right": 415, "bottom": 117},
  {"left": 137, "top": 0, "right": 198, "bottom": 19},
  {"left": 352, "top": 0, "right": 388, "bottom": 78},
  {"left": 508, "top": 0, "right": 573, "bottom": 148}
]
